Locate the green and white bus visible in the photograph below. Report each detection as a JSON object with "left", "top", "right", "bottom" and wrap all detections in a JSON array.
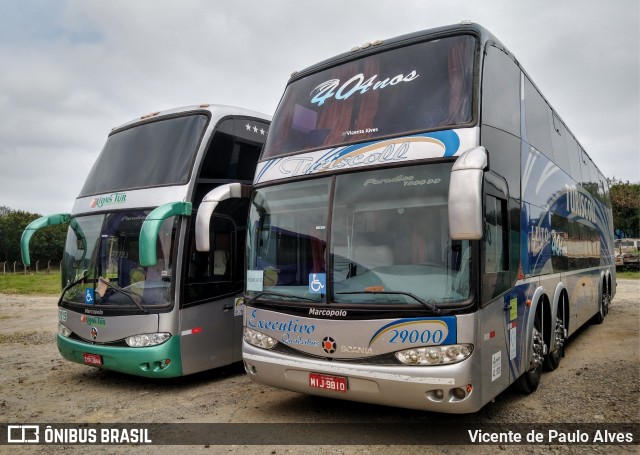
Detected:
[
  {"left": 241, "top": 23, "right": 615, "bottom": 412},
  {"left": 22, "top": 104, "right": 270, "bottom": 378}
]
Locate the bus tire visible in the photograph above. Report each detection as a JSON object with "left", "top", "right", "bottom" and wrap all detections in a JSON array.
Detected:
[
  {"left": 544, "top": 301, "right": 565, "bottom": 371},
  {"left": 515, "top": 311, "right": 544, "bottom": 394},
  {"left": 592, "top": 287, "right": 610, "bottom": 325}
]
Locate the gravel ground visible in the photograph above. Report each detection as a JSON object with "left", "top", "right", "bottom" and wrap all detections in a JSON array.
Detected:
[{"left": 0, "top": 280, "right": 638, "bottom": 454}]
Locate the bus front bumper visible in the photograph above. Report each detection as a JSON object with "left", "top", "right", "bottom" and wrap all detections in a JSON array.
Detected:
[
  {"left": 243, "top": 342, "right": 484, "bottom": 414},
  {"left": 57, "top": 334, "right": 183, "bottom": 378}
]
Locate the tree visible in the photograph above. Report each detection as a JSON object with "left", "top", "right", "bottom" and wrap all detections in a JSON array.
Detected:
[
  {"left": 0, "top": 207, "right": 66, "bottom": 266},
  {"left": 609, "top": 180, "right": 640, "bottom": 238}
]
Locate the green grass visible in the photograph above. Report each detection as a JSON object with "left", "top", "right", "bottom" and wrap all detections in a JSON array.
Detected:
[
  {"left": 616, "top": 270, "right": 640, "bottom": 280},
  {"left": 0, "top": 268, "right": 636, "bottom": 296},
  {"left": 0, "top": 271, "right": 61, "bottom": 295}
]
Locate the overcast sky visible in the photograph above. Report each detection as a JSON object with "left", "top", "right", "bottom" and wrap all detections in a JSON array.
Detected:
[{"left": 1, "top": 0, "right": 638, "bottom": 215}]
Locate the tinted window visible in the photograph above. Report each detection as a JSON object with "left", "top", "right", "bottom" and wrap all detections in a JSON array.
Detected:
[
  {"left": 199, "top": 118, "right": 267, "bottom": 181},
  {"left": 263, "top": 35, "right": 476, "bottom": 158},
  {"left": 80, "top": 115, "right": 208, "bottom": 197},
  {"left": 482, "top": 46, "right": 521, "bottom": 137},
  {"left": 566, "top": 135, "right": 582, "bottom": 181},
  {"left": 524, "top": 78, "right": 552, "bottom": 157},
  {"left": 484, "top": 195, "right": 508, "bottom": 273},
  {"left": 550, "top": 114, "right": 570, "bottom": 174},
  {"left": 185, "top": 199, "right": 249, "bottom": 305}
]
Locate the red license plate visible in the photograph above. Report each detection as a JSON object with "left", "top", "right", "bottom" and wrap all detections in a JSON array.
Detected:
[
  {"left": 83, "top": 353, "right": 102, "bottom": 365},
  {"left": 309, "top": 373, "right": 347, "bottom": 392}
]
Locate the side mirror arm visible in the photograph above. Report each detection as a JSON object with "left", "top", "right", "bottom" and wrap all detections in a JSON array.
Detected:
[{"left": 21, "top": 213, "right": 70, "bottom": 266}]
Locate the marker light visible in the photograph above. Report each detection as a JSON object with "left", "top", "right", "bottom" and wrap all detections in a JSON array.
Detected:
[
  {"left": 58, "top": 323, "right": 72, "bottom": 338},
  {"left": 243, "top": 327, "right": 278, "bottom": 350},
  {"left": 125, "top": 332, "right": 171, "bottom": 347},
  {"left": 395, "top": 344, "right": 473, "bottom": 365}
]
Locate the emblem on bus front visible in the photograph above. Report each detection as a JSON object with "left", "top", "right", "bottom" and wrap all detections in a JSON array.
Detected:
[
  {"left": 322, "top": 337, "right": 337, "bottom": 354},
  {"left": 90, "top": 327, "right": 98, "bottom": 340}
]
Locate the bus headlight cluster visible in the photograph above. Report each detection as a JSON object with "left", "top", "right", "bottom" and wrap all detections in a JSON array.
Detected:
[
  {"left": 58, "top": 323, "right": 72, "bottom": 338},
  {"left": 243, "top": 327, "right": 278, "bottom": 350},
  {"left": 125, "top": 332, "right": 171, "bottom": 347},
  {"left": 394, "top": 344, "right": 473, "bottom": 365}
]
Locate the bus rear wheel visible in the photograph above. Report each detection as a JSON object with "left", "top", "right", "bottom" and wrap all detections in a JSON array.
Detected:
[
  {"left": 592, "top": 288, "right": 610, "bottom": 325},
  {"left": 515, "top": 312, "right": 544, "bottom": 394},
  {"left": 544, "top": 303, "right": 566, "bottom": 371}
]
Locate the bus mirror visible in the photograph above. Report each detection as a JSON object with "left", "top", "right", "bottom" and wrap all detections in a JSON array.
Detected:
[
  {"left": 20, "top": 213, "right": 71, "bottom": 266},
  {"left": 139, "top": 202, "right": 192, "bottom": 267},
  {"left": 448, "top": 147, "right": 487, "bottom": 240},
  {"left": 195, "top": 183, "right": 251, "bottom": 252}
]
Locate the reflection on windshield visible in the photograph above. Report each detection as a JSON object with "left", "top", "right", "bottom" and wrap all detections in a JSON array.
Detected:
[
  {"left": 61, "top": 211, "right": 176, "bottom": 309},
  {"left": 331, "top": 163, "right": 470, "bottom": 305},
  {"left": 246, "top": 163, "right": 471, "bottom": 307},
  {"left": 79, "top": 115, "right": 208, "bottom": 197}
]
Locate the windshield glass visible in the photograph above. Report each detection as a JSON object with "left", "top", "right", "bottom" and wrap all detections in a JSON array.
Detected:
[
  {"left": 61, "top": 211, "right": 178, "bottom": 309},
  {"left": 246, "top": 163, "right": 471, "bottom": 307},
  {"left": 79, "top": 114, "right": 208, "bottom": 197},
  {"left": 247, "top": 179, "right": 330, "bottom": 302},
  {"left": 263, "top": 35, "right": 475, "bottom": 159},
  {"left": 332, "top": 163, "right": 469, "bottom": 305}
]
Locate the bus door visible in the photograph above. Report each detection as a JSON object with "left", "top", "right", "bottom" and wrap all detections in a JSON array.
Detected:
[{"left": 182, "top": 209, "right": 245, "bottom": 374}]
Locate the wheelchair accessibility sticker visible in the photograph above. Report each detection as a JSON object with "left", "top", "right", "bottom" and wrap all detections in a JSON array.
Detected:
[
  {"left": 85, "top": 288, "right": 95, "bottom": 305},
  {"left": 308, "top": 273, "right": 326, "bottom": 294}
]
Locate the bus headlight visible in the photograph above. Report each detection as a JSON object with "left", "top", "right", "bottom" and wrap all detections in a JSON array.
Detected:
[
  {"left": 243, "top": 327, "right": 278, "bottom": 350},
  {"left": 58, "top": 323, "right": 72, "bottom": 338},
  {"left": 125, "top": 333, "right": 171, "bottom": 347},
  {"left": 394, "top": 344, "right": 473, "bottom": 365}
]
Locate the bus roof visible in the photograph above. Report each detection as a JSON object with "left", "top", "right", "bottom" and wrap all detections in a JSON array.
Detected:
[
  {"left": 281, "top": 22, "right": 606, "bottom": 184},
  {"left": 288, "top": 22, "right": 504, "bottom": 82},
  {"left": 110, "top": 104, "right": 271, "bottom": 134}
]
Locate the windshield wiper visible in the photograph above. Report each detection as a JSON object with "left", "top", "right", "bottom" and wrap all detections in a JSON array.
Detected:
[
  {"left": 336, "top": 290, "right": 441, "bottom": 314},
  {"left": 246, "top": 290, "right": 320, "bottom": 305},
  {"left": 98, "top": 277, "right": 148, "bottom": 313}
]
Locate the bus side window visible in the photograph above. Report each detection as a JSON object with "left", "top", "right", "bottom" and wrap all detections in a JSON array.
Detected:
[
  {"left": 524, "top": 77, "right": 553, "bottom": 159},
  {"left": 484, "top": 195, "right": 508, "bottom": 273},
  {"left": 483, "top": 193, "right": 510, "bottom": 303},
  {"left": 481, "top": 45, "right": 520, "bottom": 137}
]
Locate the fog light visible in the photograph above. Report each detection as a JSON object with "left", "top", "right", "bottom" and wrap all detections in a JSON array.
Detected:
[
  {"left": 244, "top": 361, "right": 258, "bottom": 375},
  {"left": 452, "top": 387, "right": 466, "bottom": 399},
  {"left": 434, "top": 389, "right": 444, "bottom": 399}
]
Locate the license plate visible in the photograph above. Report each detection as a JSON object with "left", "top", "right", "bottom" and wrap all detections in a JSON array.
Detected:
[
  {"left": 309, "top": 373, "right": 347, "bottom": 392},
  {"left": 83, "top": 353, "right": 102, "bottom": 365}
]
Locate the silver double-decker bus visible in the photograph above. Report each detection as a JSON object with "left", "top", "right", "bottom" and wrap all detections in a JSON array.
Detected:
[
  {"left": 22, "top": 104, "right": 270, "bottom": 378},
  {"left": 241, "top": 23, "right": 615, "bottom": 412}
]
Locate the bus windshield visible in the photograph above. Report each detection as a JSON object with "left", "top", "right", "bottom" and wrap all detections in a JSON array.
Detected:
[
  {"left": 263, "top": 34, "right": 475, "bottom": 159},
  {"left": 61, "top": 211, "right": 178, "bottom": 309},
  {"left": 247, "top": 163, "right": 471, "bottom": 307},
  {"left": 79, "top": 114, "right": 209, "bottom": 197}
]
